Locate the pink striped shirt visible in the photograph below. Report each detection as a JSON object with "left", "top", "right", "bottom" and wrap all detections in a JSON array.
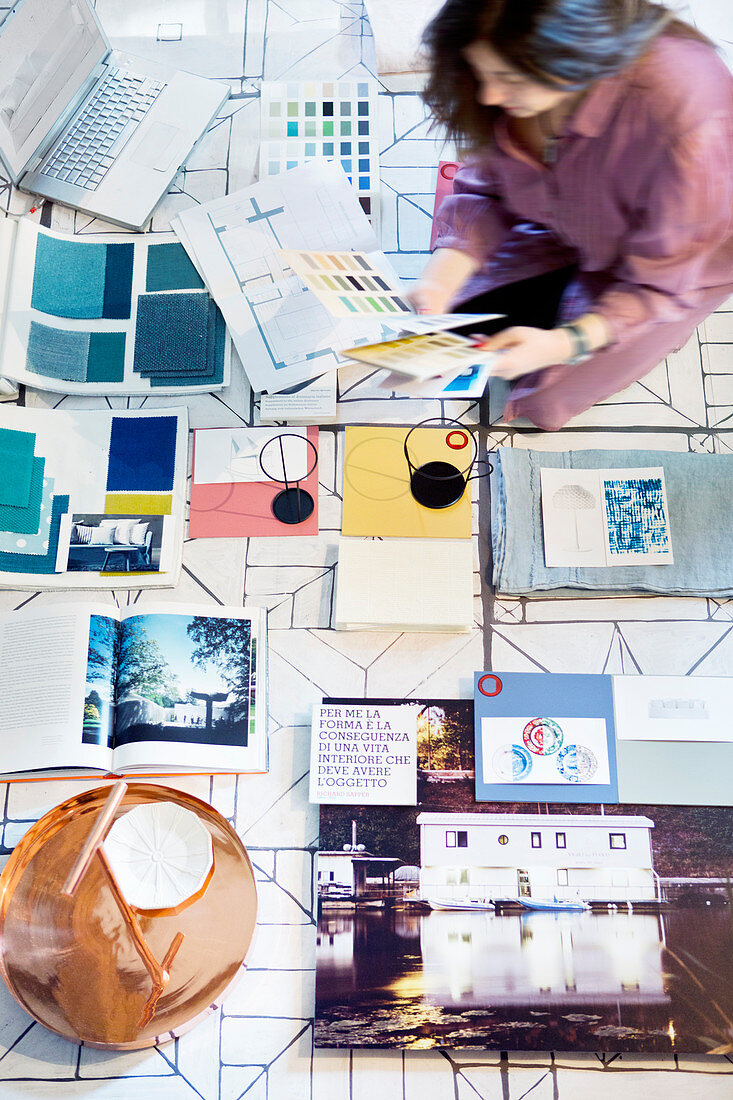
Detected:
[{"left": 433, "top": 33, "right": 733, "bottom": 347}]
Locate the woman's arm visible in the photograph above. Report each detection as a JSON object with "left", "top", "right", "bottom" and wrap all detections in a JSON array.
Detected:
[{"left": 407, "top": 248, "right": 481, "bottom": 314}]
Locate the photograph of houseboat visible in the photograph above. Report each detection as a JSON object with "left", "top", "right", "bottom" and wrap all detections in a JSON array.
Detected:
[{"left": 316, "top": 799, "right": 732, "bottom": 1053}]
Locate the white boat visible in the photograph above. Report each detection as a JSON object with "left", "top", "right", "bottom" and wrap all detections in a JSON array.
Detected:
[
  {"left": 426, "top": 898, "right": 495, "bottom": 912},
  {"left": 516, "top": 897, "right": 590, "bottom": 912}
]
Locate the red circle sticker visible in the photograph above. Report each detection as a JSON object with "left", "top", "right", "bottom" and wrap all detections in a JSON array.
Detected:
[
  {"left": 440, "top": 162, "right": 458, "bottom": 181},
  {"left": 446, "top": 430, "right": 468, "bottom": 450},
  {"left": 477, "top": 674, "right": 503, "bottom": 697}
]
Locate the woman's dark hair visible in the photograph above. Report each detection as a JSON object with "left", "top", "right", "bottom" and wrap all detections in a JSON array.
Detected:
[{"left": 423, "top": 0, "right": 710, "bottom": 147}]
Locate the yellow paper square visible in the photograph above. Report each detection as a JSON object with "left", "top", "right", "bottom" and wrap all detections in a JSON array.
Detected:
[{"left": 342, "top": 426, "right": 472, "bottom": 538}]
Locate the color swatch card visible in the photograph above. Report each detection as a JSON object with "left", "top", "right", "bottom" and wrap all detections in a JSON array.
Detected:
[
  {"left": 172, "top": 161, "right": 394, "bottom": 394},
  {"left": 335, "top": 537, "right": 475, "bottom": 632},
  {"left": 379, "top": 359, "right": 493, "bottom": 399},
  {"left": 474, "top": 672, "right": 619, "bottom": 804},
  {"left": 259, "top": 80, "right": 380, "bottom": 234},
  {"left": 0, "top": 219, "right": 230, "bottom": 395},
  {"left": 0, "top": 406, "right": 187, "bottom": 590},
  {"left": 540, "top": 467, "right": 673, "bottom": 568},
  {"left": 342, "top": 426, "right": 473, "bottom": 539},
  {"left": 346, "top": 330, "right": 497, "bottom": 382},
  {"left": 190, "top": 426, "right": 319, "bottom": 538},
  {"left": 310, "top": 702, "right": 419, "bottom": 804},
  {"left": 280, "top": 249, "right": 412, "bottom": 318}
]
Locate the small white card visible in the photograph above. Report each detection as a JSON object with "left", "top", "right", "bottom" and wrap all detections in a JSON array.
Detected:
[
  {"left": 310, "top": 703, "right": 419, "bottom": 804},
  {"left": 540, "top": 467, "right": 673, "bottom": 568},
  {"left": 613, "top": 675, "right": 733, "bottom": 742}
]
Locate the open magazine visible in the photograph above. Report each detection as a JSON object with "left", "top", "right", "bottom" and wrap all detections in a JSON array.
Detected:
[{"left": 0, "top": 602, "right": 268, "bottom": 778}]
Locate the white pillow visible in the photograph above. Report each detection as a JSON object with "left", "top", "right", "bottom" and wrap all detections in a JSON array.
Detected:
[
  {"left": 74, "top": 524, "right": 93, "bottom": 544},
  {"left": 90, "top": 526, "right": 112, "bottom": 545},
  {"left": 113, "top": 519, "right": 141, "bottom": 544},
  {"left": 128, "top": 522, "right": 150, "bottom": 546}
]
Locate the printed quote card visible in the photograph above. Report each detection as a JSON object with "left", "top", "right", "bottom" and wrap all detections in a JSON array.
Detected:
[
  {"left": 540, "top": 467, "right": 673, "bottom": 568},
  {"left": 310, "top": 703, "right": 419, "bottom": 804}
]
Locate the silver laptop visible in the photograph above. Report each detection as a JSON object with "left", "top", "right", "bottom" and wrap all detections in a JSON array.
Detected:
[{"left": 0, "top": 0, "right": 230, "bottom": 229}]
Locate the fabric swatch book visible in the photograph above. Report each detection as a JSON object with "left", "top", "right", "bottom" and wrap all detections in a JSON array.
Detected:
[
  {"left": 0, "top": 602, "right": 268, "bottom": 779},
  {"left": 0, "top": 405, "right": 187, "bottom": 590},
  {"left": 0, "top": 219, "right": 230, "bottom": 394}
]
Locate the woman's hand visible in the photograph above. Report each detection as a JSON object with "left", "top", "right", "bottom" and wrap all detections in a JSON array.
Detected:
[
  {"left": 407, "top": 248, "right": 481, "bottom": 315},
  {"left": 481, "top": 326, "right": 574, "bottom": 379}
]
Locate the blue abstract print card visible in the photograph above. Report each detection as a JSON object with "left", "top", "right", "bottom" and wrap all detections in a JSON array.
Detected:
[
  {"left": 0, "top": 219, "right": 230, "bottom": 395},
  {"left": 540, "top": 466, "right": 673, "bottom": 568},
  {"left": 0, "top": 406, "right": 187, "bottom": 590},
  {"left": 473, "top": 671, "right": 619, "bottom": 804}
]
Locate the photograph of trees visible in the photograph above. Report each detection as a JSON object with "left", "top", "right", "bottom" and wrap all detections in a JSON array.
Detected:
[{"left": 83, "top": 613, "right": 254, "bottom": 748}]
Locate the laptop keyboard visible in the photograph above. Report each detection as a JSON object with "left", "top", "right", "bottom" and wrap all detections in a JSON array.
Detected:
[{"left": 41, "top": 67, "right": 166, "bottom": 191}]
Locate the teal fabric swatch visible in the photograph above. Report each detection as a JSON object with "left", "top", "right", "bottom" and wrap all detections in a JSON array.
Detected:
[
  {"left": 0, "top": 457, "right": 45, "bottom": 534},
  {"left": 31, "top": 234, "right": 106, "bottom": 318},
  {"left": 102, "top": 242, "right": 134, "bottom": 319},
  {"left": 132, "top": 293, "right": 225, "bottom": 386},
  {"left": 86, "top": 331, "right": 126, "bottom": 382},
  {"left": 26, "top": 322, "right": 90, "bottom": 382},
  {"left": 0, "top": 475, "right": 55, "bottom": 553},
  {"left": 0, "top": 427, "right": 36, "bottom": 508},
  {"left": 145, "top": 242, "right": 204, "bottom": 291},
  {"left": 0, "top": 494, "right": 68, "bottom": 575}
]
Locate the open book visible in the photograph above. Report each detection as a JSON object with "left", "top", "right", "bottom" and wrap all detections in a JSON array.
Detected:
[{"left": 0, "top": 603, "right": 268, "bottom": 778}]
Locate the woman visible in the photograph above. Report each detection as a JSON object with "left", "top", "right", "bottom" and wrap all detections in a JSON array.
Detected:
[{"left": 411, "top": 0, "right": 733, "bottom": 429}]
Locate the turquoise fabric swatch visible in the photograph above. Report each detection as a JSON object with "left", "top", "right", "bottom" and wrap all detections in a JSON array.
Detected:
[
  {"left": 26, "top": 322, "right": 90, "bottom": 382},
  {"left": 0, "top": 475, "right": 55, "bottom": 553},
  {"left": 0, "top": 427, "right": 36, "bottom": 508},
  {"left": 31, "top": 234, "right": 106, "bottom": 318},
  {"left": 0, "top": 494, "right": 68, "bottom": 575},
  {"left": 86, "top": 331, "right": 126, "bottom": 382},
  {"left": 146, "top": 242, "right": 205, "bottom": 291},
  {"left": 0, "top": 456, "right": 45, "bottom": 534}
]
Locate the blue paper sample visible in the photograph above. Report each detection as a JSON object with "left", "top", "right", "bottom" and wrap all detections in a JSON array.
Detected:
[
  {"left": 474, "top": 671, "right": 619, "bottom": 804},
  {"left": 106, "top": 415, "right": 178, "bottom": 492}
]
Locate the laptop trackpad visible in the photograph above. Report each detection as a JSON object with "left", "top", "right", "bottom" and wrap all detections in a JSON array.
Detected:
[{"left": 130, "top": 122, "right": 184, "bottom": 173}]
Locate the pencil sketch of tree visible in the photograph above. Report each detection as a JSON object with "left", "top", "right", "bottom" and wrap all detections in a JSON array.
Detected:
[{"left": 553, "top": 483, "right": 596, "bottom": 550}]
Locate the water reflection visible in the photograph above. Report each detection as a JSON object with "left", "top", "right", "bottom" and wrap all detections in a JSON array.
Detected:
[{"left": 316, "top": 907, "right": 728, "bottom": 1051}]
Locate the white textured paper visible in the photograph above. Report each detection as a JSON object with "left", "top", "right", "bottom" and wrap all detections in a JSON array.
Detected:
[{"left": 335, "top": 537, "right": 474, "bottom": 631}]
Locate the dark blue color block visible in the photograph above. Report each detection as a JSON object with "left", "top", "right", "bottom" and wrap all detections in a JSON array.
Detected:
[
  {"left": 102, "top": 242, "right": 134, "bottom": 319},
  {"left": 106, "top": 416, "right": 178, "bottom": 492}
]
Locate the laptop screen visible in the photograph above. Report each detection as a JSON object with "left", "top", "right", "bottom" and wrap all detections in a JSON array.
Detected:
[{"left": 0, "top": 0, "right": 107, "bottom": 182}]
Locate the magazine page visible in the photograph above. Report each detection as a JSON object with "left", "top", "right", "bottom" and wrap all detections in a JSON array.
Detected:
[
  {"left": 110, "top": 604, "right": 267, "bottom": 773},
  {"left": 0, "top": 603, "right": 118, "bottom": 774}
]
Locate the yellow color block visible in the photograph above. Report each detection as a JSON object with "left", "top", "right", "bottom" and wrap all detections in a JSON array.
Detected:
[
  {"left": 342, "top": 426, "right": 472, "bottom": 538},
  {"left": 104, "top": 493, "right": 172, "bottom": 516}
]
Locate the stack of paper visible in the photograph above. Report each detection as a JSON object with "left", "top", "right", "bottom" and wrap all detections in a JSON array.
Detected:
[{"left": 335, "top": 537, "right": 474, "bottom": 631}]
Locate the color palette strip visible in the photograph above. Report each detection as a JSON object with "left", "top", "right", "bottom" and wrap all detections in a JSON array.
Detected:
[
  {"left": 280, "top": 249, "right": 410, "bottom": 317},
  {"left": 259, "top": 80, "right": 379, "bottom": 224},
  {"left": 26, "top": 322, "right": 126, "bottom": 384}
]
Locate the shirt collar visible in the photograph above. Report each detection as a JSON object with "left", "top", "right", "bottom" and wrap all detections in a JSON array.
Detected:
[{"left": 566, "top": 69, "right": 628, "bottom": 138}]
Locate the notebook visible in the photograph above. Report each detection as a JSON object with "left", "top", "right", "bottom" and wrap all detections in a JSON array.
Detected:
[
  {"left": 0, "top": 0, "right": 230, "bottom": 230},
  {"left": 335, "top": 537, "right": 475, "bottom": 632}
]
